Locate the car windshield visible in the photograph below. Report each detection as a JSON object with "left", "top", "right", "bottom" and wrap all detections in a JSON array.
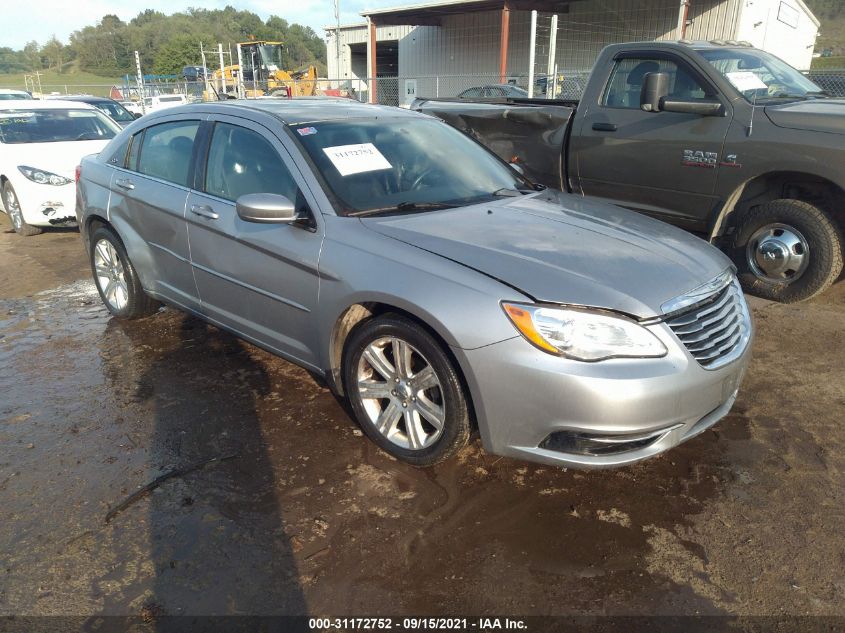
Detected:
[
  {"left": 0, "top": 93, "right": 32, "bottom": 100},
  {"left": 92, "top": 101, "right": 135, "bottom": 122},
  {"left": 0, "top": 108, "right": 121, "bottom": 144},
  {"left": 699, "top": 48, "right": 825, "bottom": 102},
  {"left": 291, "top": 117, "right": 529, "bottom": 215}
]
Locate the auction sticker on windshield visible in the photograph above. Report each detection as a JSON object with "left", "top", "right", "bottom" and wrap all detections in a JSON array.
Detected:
[
  {"left": 323, "top": 143, "right": 392, "bottom": 176},
  {"left": 725, "top": 71, "right": 768, "bottom": 92}
]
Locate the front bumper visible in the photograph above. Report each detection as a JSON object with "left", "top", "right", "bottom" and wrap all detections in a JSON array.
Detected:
[
  {"left": 9, "top": 175, "right": 77, "bottom": 227},
  {"left": 454, "top": 319, "right": 752, "bottom": 469}
]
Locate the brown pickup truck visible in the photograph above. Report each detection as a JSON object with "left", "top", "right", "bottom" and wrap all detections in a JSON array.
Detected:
[{"left": 413, "top": 40, "right": 845, "bottom": 303}]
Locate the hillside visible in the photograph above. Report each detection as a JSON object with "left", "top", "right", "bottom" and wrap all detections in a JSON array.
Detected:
[
  {"left": 805, "top": 0, "right": 845, "bottom": 67},
  {"left": 0, "top": 7, "right": 326, "bottom": 84}
]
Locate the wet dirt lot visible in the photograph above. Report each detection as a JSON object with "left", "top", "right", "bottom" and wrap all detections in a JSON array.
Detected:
[{"left": 1, "top": 214, "right": 843, "bottom": 619}]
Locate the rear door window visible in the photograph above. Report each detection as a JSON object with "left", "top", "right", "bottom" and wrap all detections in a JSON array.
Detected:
[
  {"left": 135, "top": 120, "right": 199, "bottom": 187},
  {"left": 204, "top": 122, "right": 298, "bottom": 203}
]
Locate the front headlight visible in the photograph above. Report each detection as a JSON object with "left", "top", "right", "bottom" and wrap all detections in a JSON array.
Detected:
[
  {"left": 502, "top": 302, "right": 667, "bottom": 361},
  {"left": 17, "top": 165, "right": 72, "bottom": 186}
]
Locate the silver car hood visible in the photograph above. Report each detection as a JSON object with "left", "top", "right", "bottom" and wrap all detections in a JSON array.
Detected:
[{"left": 362, "top": 192, "right": 732, "bottom": 318}]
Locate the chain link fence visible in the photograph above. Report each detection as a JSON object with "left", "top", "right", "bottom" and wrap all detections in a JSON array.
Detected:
[
  {"left": 806, "top": 70, "right": 845, "bottom": 97},
  {"left": 9, "top": 72, "right": 591, "bottom": 108},
  {"left": 12, "top": 68, "right": 840, "bottom": 106}
]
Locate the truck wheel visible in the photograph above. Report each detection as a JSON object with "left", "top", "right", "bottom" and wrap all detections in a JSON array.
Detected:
[
  {"left": 343, "top": 314, "right": 471, "bottom": 467},
  {"left": 3, "top": 181, "right": 43, "bottom": 236},
  {"left": 731, "top": 199, "right": 843, "bottom": 303}
]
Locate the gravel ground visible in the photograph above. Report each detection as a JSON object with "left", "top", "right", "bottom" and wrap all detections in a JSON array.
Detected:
[{"left": 0, "top": 214, "right": 843, "bottom": 620}]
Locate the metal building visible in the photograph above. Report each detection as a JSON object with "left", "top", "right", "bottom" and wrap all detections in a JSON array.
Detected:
[{"left": 325, "top": 0, "right": 819, "bottom": 105}]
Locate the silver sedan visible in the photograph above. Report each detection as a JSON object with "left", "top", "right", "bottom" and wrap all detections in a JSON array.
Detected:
[{"left": 76, "top": 99, "right": 752, "bottom": 468}]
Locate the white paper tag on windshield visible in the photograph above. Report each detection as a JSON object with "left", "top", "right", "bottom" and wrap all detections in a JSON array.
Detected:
[
  {"left": 725, "top": 71, "right": 768, "bottom": 92},
  {"left": 322, "top": 143, "right": 391, "bottom": 176}
]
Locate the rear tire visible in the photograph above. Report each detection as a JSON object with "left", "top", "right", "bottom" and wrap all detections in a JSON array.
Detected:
[
  {"left": 730, "top": 199, "right": 843, "bottom": 303},
  {"left": 3, "top": 181, "right": 43, "bottom": 236},
  {"left": 343, "top": 314, "right": 471, "bottom": 467},
  {"left": 89, "top": 226, "right": 160, "bottom": 319}
]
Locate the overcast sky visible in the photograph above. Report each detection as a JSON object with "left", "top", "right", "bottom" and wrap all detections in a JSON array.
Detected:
[{"left": 3, "top": 0, "right": 397, "bottom": 49}]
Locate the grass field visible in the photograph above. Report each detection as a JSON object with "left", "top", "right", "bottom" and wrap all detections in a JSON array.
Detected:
[
  {"left": 0, "top": 69, "right": 123, "bottom": 97},
  {"left": 811, "top": 56, "right": 845, "bottom": 69}
]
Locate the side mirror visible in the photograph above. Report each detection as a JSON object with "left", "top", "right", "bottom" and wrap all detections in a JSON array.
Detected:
[
  {"left": 661, "top": 99, "right": 724, "bottom": 116},
  {"left": 236, "top": 193, "right": 297, "bottom": 224},
  {"left": 640, "top": 72, "right": 670, "bottom": 112},
  {"left": 509, "top": 162, "right": 525, "bottom": 175},
  {"left": 133, "top": 112, "right": 142, "bottom": 119}
]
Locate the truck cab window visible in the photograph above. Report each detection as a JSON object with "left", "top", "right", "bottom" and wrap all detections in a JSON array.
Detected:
[{"left": 603, "top": 58, "right": 709, "bottom": 108}]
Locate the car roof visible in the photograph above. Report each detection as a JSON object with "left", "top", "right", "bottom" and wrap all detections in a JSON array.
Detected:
[
  {"left": 174, "top": 97, "right": 420, "bottom": 125},
  {"left": 0, "top": 99, "right": 97, "bottom": 110},
  {"left": 0, "top": 88, "right": 30, "bottom": 94},
  {"left": 54, "top": 95, "right": 114, "bottom": 104}
]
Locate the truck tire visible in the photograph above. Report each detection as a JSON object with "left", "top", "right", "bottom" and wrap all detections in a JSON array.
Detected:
[{"left": 730, "top": 199, "right": 843, "bottom": 303}]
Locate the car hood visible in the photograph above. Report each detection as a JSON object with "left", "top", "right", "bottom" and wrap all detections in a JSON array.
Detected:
[
  {"left": 362, "top": 192, "right": 732, "bottom": 318},
  {"left": 764, "top": 98, "right": 845, "bottom": 135},
  {"left": 6, "top": 140, "right": 110, "bottom": 178}
]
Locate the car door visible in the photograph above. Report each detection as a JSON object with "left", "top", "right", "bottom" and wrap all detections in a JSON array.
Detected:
[
  {"left": 107, "top": 116, "right": 202, "bottom": 310},
  {"left": 572, "top": 53, "right": 733, "bottom": 231},
  {"left": 186, "top": 116, "right": 324, "bottom": 369}
]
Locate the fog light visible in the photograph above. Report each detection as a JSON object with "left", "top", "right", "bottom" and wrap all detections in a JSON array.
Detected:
[{"left": 539, "top": 425, "right": 681, "bottom": 456}]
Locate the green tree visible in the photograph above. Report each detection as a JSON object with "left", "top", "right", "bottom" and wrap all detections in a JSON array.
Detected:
[
  {"left": 40, "top": 36, "right": 66, "bottom": 70},
  {"left": 153, "top": 35, "right": 207, "bottom": 75}
]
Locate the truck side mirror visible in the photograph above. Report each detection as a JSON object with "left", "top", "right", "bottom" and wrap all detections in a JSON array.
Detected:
[{"left": 640, "top": 72, "right": 669, "bottom": 112}]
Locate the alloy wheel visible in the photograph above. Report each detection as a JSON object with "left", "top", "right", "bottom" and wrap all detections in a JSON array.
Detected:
[
  {"left": 5, "top": 188, "right": 23, "bottom": 232},
  {"left": 93, "top": 239, "right": 130, "bottom": 311},
  {"left": 356, "top": 336, "right": 446, "bottom": 450}
]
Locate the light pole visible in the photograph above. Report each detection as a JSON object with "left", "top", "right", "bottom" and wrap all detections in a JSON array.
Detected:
[{"left": 334, "top": 0, "right": 342, "bottom": 83}]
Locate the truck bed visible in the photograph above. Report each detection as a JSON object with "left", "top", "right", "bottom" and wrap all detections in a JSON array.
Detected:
[{"left": 412, "top": 97, "right": 576, "bottom": 189}]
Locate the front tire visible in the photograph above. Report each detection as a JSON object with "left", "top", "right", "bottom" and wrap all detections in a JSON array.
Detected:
[
  {"left": 730, "top": 199, "right": 843, "bottom": 303},
  {"left": 3, "top": 181, "right": 43, "bottom": 236},
  {"left": 89, "top": 226, "right": 160, "bottom": 319},
  {"left": 343, "top": 314, "right": 471, "bottom": 467}
]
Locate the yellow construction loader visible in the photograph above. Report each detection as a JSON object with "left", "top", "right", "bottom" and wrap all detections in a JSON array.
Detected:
[{"left": 206, "top": 41, "right": 317, "bottom": 99}]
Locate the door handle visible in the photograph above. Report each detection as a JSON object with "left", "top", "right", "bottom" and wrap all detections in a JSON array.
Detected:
[
  {"left": 114, "top": 178, "right": 135, "bottom": 190},
  {"left": 592, "top": 122, "right": 618, "bottom": 132},
  {"left": 190, "top": 204, "right": 219, "bottom": 220}
]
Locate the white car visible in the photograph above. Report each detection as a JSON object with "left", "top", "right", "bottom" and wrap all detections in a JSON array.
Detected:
[
  {"left": 141, "top": 94, "right": 188, "bottom": 114},
  {"left": 0, "top": 89, "right": 33, "bottom": 101},
  {"left": 120, "top": 100, "right": 143, "bottom": 117},
  {"left": 0, "top": 100, "right": 121, "bottom": 235}
]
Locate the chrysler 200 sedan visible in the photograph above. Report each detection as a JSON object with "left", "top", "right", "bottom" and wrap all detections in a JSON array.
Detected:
[{"left": 76, "top": 99, "right": 752, "bottom": 468}]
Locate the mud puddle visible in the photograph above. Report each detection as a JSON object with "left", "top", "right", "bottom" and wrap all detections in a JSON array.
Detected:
[{"left": 2, "top": 263, "right": 843, "bottom": 617}]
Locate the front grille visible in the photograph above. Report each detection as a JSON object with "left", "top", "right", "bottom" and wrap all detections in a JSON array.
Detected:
[{"left": 665, "top": 279, "right": 749, "bottom": 369}]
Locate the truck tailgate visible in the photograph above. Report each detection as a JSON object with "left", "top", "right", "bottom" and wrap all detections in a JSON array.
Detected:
[{"left": 413, "top": 99, "right": 575, "bottom": 189}]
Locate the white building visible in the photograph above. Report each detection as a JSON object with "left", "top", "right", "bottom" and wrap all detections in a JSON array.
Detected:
[{"left": 325, "top": 0, "right": 820, "bottom": 104}]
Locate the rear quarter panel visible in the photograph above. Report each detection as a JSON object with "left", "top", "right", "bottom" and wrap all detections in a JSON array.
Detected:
[{"left": 77, "top": 155, "right": 114, "bottom": 252}]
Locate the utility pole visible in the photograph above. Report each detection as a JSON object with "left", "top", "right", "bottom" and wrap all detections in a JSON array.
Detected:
[
  {"left": 236, "top": 43, "right": 245, "bottom": 98},
  {"left": 334, "top": 0, "right": 342, "bottom": 83},
  {"left": 134, "top": 52, "right": 146, "bottom": 114},
  {"left": 527, "top": 10, "right": 537, "bottom": 98},
  {"left": 218, "top": 43, "right": 227, "bottom": 95},
  {"left": 677, "top": 0, "right": 691, "bottom": 39},
  {"left": 546, "top": 14, "right": 558, "bottom": 98},
  {"left": 200, "top": 42, "right": 211, "bottom": 101}
]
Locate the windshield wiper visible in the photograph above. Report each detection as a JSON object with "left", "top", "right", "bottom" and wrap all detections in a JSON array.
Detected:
[
  {"left": 493, "top": 187, "right": 529, "bottom": 197},
  {"left": 352, "top": 201, "right": 458, "bottom": 217}
]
